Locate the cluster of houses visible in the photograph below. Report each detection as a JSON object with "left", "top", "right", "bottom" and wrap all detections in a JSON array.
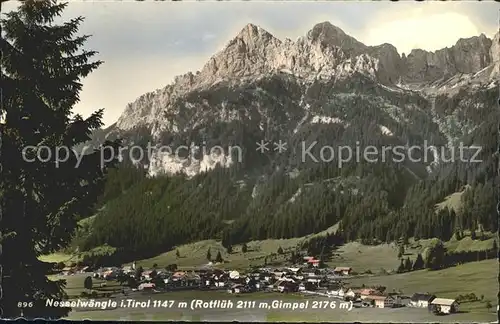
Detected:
[
  {"left": 88, "top": 263, "right": 458, "bottom": 314},
  {"left": 58, "top": 259, "right": 459, "bottom": 315},
  {"left": 327, "top": 289, "right": 459, "bottom": 314},
  {"left": 85, "top": 260, "right": 355, "bottom": 294}
]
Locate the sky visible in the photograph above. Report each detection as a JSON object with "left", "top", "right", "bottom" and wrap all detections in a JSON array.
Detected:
[{"left": 2, "top": 1, "right": 499, "bottom": 127}]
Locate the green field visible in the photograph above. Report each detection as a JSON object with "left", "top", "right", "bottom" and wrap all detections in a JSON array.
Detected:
[
  {"left": 39, "top": 252, "right": 80, "bottom": 264},
  {"left": 49, "top": 274, "right": 124, "bottom": 299},
  {"left": 41, "top": 218, "right": 495, "bottom": 276},
  {"left": 67, "top": 309, "right": 186, "bottom": 321},
  {"left": 131, "top": 223, "right": 341, "bottom": 270},
  {"left": 131, "top": 235, "right": 495, "bottom": 274},
  {"left": 62, "top": 277, "right": 305, "bottom": 321},
  {"left": 266, "top": 306, "right": 497, "bottom": 323},
  {"left": 330, "top": 233, "right": 495, "bottom": 274},
  {"left": 348, "top": 259, "right": 498, "bottom": 313},
  {"left": 328, "top": 242, "right": 400, "bottom": 273}
]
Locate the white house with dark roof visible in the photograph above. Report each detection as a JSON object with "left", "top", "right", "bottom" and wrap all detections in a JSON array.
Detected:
[
  {"left": 328, "top": 287, "right": 347, "bottom": 298},
  {"left": 364, "top": 295, "right": 395, "bottom": 308},
  {"left": 431, "top": 298, "right": 459, "bottom": 314},
  {"left": 410, "top": 293, "right": 436, "bottom": 308}
]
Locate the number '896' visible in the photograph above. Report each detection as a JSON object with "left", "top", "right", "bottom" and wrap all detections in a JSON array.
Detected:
[{"left": 17, "top": 302, "right": 33, "bottom": 308}]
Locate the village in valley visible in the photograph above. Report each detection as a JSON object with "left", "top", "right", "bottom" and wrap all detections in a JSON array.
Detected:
[
  {"left": 45, "top": 220, "right": 497, "bottom": 322},
  {"left": 51, "top": 241, "right": 480, "bottom": 322},
  {"left": 79, "top": 259, "right": 459, "bottom": 314}
]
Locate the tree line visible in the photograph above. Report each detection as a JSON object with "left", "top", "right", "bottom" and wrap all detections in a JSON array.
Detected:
[{"left": 396, "top": 239, "right": 497, "bottom": 273}]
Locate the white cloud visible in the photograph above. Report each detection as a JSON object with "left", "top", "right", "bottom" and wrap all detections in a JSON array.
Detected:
[{"left": 362, "top": 5, "right": 485, "bottom": 55}]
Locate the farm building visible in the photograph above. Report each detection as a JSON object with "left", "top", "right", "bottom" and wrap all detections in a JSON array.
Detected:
[
  {"left": 430, "top": 298, "right": 459, "bottom": 314},
  {"left": 364, "top": 295, "right": 395, "bottom": 309},
  {"left": 410, "top": 293, "right": 436, "bottom": 308}
]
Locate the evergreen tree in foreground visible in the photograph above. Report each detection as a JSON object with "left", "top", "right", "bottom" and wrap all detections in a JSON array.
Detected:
[
  {"left": 215, "top": 251, "right": 223, "bottom": 263},
  {"left": 397, "top": 259, "right": 404, "bottom": 273},
  {"left": 412, "top": 253, "right": 425, "bottom": 270},
  {"left": 404, "top": 257, "right": 413, "bottom": 272},
  {"left": 1, "top": 0, "right": 119, "bottom": 318}
]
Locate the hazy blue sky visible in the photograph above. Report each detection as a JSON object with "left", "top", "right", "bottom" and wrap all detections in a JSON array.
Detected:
[{"left": 3, "top": 1, "right": 499, "bottom": 126}]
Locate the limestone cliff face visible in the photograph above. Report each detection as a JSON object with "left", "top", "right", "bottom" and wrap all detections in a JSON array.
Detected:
[
  {"left": 489, "top": 31, "right": 500, "bottom": 79},
  {"left": 402, "top": 34, "right": 492, "bottom": 83},
  {"left": 453, "top": 34, "right": 492, "bottom": 73},
  {"left": 490, "top": 32, "right": 500, "bottom": 63},
  {"left": 367, "top": 43, "right": 402, "bottom": 84}
]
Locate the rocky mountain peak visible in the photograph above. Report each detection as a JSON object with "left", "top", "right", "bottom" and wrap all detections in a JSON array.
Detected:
[
  {"left": 234, "top": 23, "right": 275, "bottom": 43},
  {"left": 307, "top": 21, "right": 346, "bottom": 39},
  {"left": 225, "top": 23, "right": 281, "bottom": 56},
  {"left": 192, "top": 22, "right": 404, "bottom": 85},
  {"left": 195, "top": 23, "right": 283, "bottom": 81},
  {"left": 307, "top": 21, "right": 367, "bottom": 57}
]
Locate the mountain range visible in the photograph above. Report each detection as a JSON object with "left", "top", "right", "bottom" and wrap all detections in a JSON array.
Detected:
[
  {"left": 102, "top": 22, "right": 498, "bottom": 176},
  {"left": 82, "top": 22, "right": 499, "bottom": 257}
]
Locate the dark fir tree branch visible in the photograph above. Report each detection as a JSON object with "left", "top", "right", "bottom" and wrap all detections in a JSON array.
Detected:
[{"left": 0, "top": 0, "right": 119, "bottom": 319}]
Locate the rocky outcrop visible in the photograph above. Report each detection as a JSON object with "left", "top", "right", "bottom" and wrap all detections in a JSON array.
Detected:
[
  {"left": 197, "top": 23, "right": 357, "bottom": 82},
  {"left": 367, "top": 43, "right": 403, "bottom": 84},
  {"left": 402, "top": 34, "right": 492, "bottom": 83},
  {"left": 489, "top": 31, "right": 500, "bottom": 79},
  {"left": 306, "top": 21, "right": 367, "bottom": 57},
  {"left": 453, "top": 34, "right": 491, "bottom": 73},
  {"left": 490, "top": 32, "right": 500, "bottom": 64},
  {"left": 198, "top": 24, "right": 283, "bottom": 80}
]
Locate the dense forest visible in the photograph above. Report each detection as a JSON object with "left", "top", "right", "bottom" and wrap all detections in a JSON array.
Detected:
[{"left": 80, "top": 136, "right": 497, "bottom": 264}]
